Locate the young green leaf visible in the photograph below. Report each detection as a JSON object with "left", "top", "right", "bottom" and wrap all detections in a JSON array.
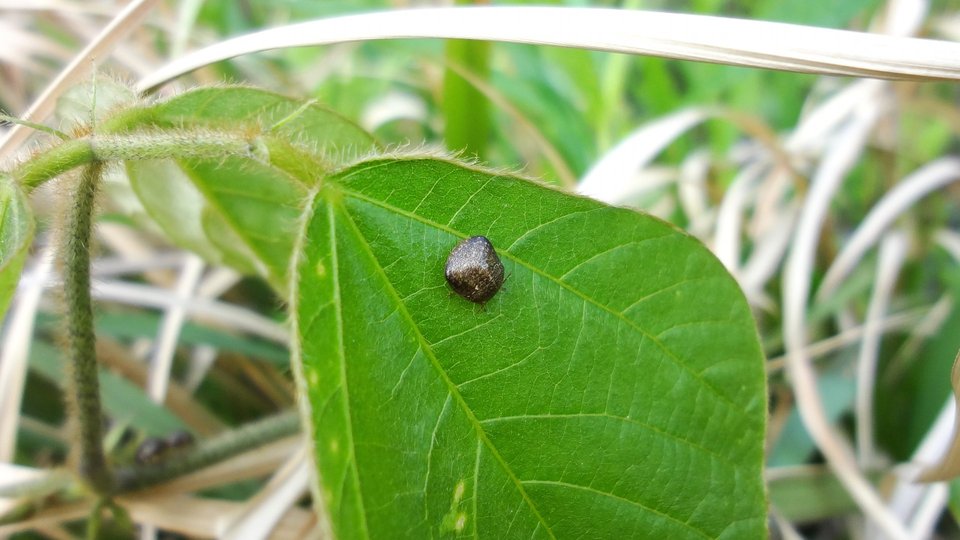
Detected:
[
  {"left": 292, "top": 157, "right": 767, "bottom": 538},
  {"left": 119, "top": 87, "right": 379, "bottom": 291},
  {"left": 0, "top": 177, "right": 34, "bottom": 321}
]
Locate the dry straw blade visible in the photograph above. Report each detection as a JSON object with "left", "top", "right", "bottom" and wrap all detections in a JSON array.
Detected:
[
  {"left": 138, "top": 6, "right": 960, "bottom": 92},
  {"left": 916, "top": 350, "right": 960, "bottom": 483},
  {"left": 0, "top": 0, "right": 161, "bottom": 159}
]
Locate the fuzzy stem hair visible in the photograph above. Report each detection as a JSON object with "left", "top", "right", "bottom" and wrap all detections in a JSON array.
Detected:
[{"left": 62, "top": 161, "right": 114, "bottom": 495}]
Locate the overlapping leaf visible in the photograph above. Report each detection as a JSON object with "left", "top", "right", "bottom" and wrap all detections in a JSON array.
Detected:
[
  {"left": 0, "top": 176, "right": 34, "bottom": 321},
  {"left": 120, "top": 87, "right": 379, "bottom": 290},
  {"left": 293, "top": 157, "right": 767, "bottom": 538}
]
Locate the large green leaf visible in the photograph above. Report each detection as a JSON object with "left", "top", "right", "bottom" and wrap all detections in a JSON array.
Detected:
[
  {"left": 292, "top": 157, "right": 767, "bottom": 538},
  {"left": 0, "top": 176, "right": 34, "bottom": 321},
  {"left": 120, "top": 87, "right": 379, "bottom": 290}
]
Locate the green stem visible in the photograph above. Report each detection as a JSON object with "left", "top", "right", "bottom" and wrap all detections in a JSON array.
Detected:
[
  {"left": 14, "top": 130, "right": 261, "bottom": 190},
  {"left": 63, "top": 162, "right": 113, "bottom": 495},
  {"left": 442, "top": 37, "right": 491, "bottom": 159},
  {"left": 114, "top": 411, "right": 300, "bottom": 492},
  {"left": 17, "top": 139, "right": 95, "bottom": 190},
  {"left": 85, "top": 500, "right": 105, "bottom": 540},
  {"left": 442, "top": 0, "right": 491, "bottom": 160}
]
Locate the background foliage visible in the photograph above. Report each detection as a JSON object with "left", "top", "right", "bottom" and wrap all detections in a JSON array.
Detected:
[{"left": 2, "top": 0, "right": 960, "bottom": 538}]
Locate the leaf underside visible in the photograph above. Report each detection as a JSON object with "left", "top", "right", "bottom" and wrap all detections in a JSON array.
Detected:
[
  {"left": 0, "top": 178, "right": 34, "bottom": 321},
  {"left": 293, "top": 158, "right": 766, "bottom": 539},
  {"left": 122, "top": 87, "right": 378, "bottom": 291}
]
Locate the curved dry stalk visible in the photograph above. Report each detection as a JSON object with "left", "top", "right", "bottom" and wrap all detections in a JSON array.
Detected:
[
  {"left": 138, "top": 6, "right": 960, "bottom": 93},
  {"left": 147, "top": 254, "right": 205, "bottom": 402},
  {"left": 220, "top": 446, "right": 308, "bottom": 539},
  {"left": 0, "top": 0, "right": 162, "bottom": 160},
  {"left": 86, "top": 280, "right": 287, "bottom": 344},
  {"left": 713, "top": 162, "right": 768, "bottom": 273},
  {"left": 0, "top": 243, "right": 54, "bottom": 463},
  {"left": 855, "top": 231, "right": 908, "bottom": 466},
  {"left": 818, "top": 157, "right": 960, "bottom": 300},
  {"left": 766, "top": 307, "right": 928, "bottom": 374},
  {"left": 579, "top": 108, "right": 709, "bottom": 201},
  {"left": 878, "top": 397, "right": 953, "bottom": 539},
  {"left": 677, "top": 151, "right": 713, "bottom": 238},
  {"left": 783, "top": 84, "right": 913, "bottom": 540},
  {"left": 740, "top": 203, "right": 797, "bottom": 306}
]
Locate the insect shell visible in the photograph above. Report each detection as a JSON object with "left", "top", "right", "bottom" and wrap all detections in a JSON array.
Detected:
[
  {"left": 444, "top": 236, "right": 505, "bottom": 304},
  {"left": 134, "top": 430, "right": 195, "bottom": 465},
  {"left": 165, "top": 429, "right": 195, "bottom": 449},
  {"left": 135, "top": 437, "right": 169, "bottom": 465}
]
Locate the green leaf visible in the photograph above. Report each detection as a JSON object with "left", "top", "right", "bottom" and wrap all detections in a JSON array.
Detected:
[
  {"left": 34, "top": 310, "right": 288, "bottom": 365},
  {"left": 293, "top": 157, "right": 767, "bottom": 538},
  {"left": 94, "top": 311, "right": 288, "bottom": 365},
  {"left": 28, "top": 341, "right": 185, "bottom": 437},
  {"left": 120, "top": 87, "right": 379, "bottom": 291},
  {"left": 0, "top": 176, "right": 34, "bottom": 321},
  {"left": 768, "top": 468, "right": 868, "bottom": 523},
  {"left": 56, "top": 77, "right": 138, "bottom": 132}
]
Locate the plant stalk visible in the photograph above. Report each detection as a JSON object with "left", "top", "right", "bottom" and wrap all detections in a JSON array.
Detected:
[
  {"left": 62, "top": 162, "right": 114, "bottom": 495},
  {"left": 14, "top": 131, "right": 261, "bottom": 190},
  {"left": 114, "top": 410, "right": 300, "bottom": 492}
]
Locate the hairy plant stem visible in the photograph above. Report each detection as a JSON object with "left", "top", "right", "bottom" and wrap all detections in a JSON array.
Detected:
[
  {"left": 62, "top": 162, "right": 113, "bottom": 495},
  {"left": 113, "top": 410, "right": 300, "bottom": 492},
  {"left": 14, "top": 130, "right": 263, "bottom": 190}
]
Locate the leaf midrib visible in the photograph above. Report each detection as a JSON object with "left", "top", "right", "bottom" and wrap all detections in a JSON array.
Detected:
[
  {"left": 331, "top": 194, "right": 558, "bottom": 539},
  {"left": 0, "top": 185, "right": 32, "bottom": 269}
]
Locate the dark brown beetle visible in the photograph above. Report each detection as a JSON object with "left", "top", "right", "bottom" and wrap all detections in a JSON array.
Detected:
[
  {"left": 135, "top": 437, "right": 169, "bottom": 465},
  {"left": 444, "top": 236, "right": 505, "bottom": 304}
]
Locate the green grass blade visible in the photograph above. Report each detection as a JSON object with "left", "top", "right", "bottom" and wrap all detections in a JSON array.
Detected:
[{"left": 443, "top": 38, "right": 491, "bottom": 159}]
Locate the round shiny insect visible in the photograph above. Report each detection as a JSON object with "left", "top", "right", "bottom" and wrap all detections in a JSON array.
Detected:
[{"left": 444, "top": 236, "right": 505, "bottom": 304}]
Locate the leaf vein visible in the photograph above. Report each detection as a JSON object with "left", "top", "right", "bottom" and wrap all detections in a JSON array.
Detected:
[
  {"left": 326, "top": 202, "right": 371, "bottom": 538},
  {"left": 341, "top": 188, "right": 747, "bottom": 421},
  {"left": 446, "top": 174, "right": 495, "bottom": 227},
  {"left": 480, "top": 413, "right": 729, "bottom": 466},
  {"left": 336, "top": 199, "right": 558, "bottom": 539},
  {"left": 521, "top": 480, "right": 714, "bottom": 540}
]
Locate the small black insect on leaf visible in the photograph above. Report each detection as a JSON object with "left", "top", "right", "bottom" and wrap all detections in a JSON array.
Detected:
[{"left": 444, "top": 235, "right": 505, "bottom": 304}]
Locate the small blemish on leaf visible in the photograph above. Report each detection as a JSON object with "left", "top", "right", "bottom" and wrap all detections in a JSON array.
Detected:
[
  {"left": 315, "top": 260, "right": 326, "bottom": 277},
  {"left": 441, "top": 479, "right": 470, "bottom": 533}
]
